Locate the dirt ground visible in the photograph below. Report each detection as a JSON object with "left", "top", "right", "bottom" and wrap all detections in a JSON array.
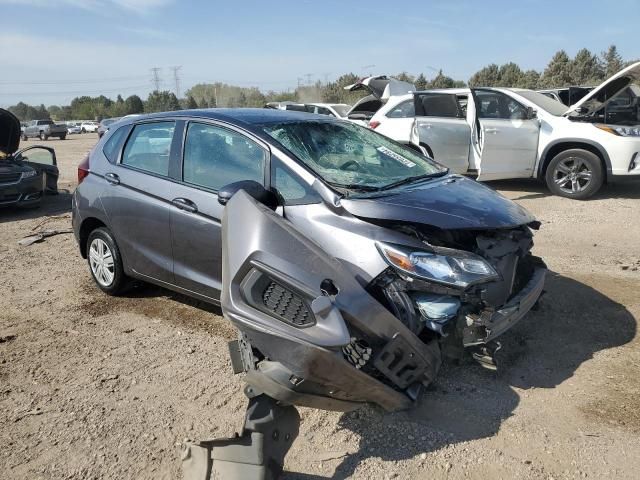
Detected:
[{"left": 1, "top": 134, "right": 639, "bottom": 479}]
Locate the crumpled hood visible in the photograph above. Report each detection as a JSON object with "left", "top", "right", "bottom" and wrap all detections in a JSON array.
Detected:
[
  {"left": 340, "top": 175, "right": 536, "bottom": 230},
  {"left": 0, "top": 108, "right": 21, "bottom": 156}
]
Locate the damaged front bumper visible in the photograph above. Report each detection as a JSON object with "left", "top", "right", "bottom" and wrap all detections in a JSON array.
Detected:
[{"left": 463, "top": 266, "right": 546, "bottom": 346}]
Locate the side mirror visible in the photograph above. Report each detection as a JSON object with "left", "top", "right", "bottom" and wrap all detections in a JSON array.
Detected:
[
  {"left": 218, "top": 180, "right": 278, "bottom": 209},
  {"left": 526, "top": 106, "right": 537, "bottom": 120}
]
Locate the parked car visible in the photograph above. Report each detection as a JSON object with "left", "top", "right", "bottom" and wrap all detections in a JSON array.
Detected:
[
  {"left": 73, "top": 108, "right": 546, "bottom": 409},
  {"left": 343, "top": 75, "right": 416, "bottom": 125},
  {"left": 81, "top": 121, "right": 99, "bottom": 133},
  {"left": 303, "top": 103, "right": 351, "bottom": 118},
  {"left": 538, "top": 86, "right": 594, "bottom": 106},
  {"left": 1, "top": 109, "right": 59, "bottom": 207},
  {"left": 264, "top": 101, "right": 308, "bottom": 112},
  {"left": 21, "top": 119, "right": 67, "bottom": 141},
  {"left": 67, "top": 122, "right": 83, "bottom": 134},
  {"left": 365, "top": 62, "right": 640, "bottom": 199},
  {"left": 97, "top": 117, "right": 121, "bottom": 138}
]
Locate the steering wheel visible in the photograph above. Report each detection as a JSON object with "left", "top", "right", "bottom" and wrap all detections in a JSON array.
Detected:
[{"left": 339, "top": 160, "right": 361, "bottom": 171}]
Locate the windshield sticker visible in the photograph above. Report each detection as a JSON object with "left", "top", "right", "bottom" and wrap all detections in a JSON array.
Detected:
[{"left": 377, "top": 146, "right": 416, "bottom": 168}]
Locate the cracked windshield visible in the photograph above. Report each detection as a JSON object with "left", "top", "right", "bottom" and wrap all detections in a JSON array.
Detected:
[{"left": 263, "top": 120, "right": 445, "bottom": 192}]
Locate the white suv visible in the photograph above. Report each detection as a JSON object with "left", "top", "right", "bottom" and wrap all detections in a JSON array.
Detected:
[{"left": 368, "top": 63, "right": 640, "bottom": 199}]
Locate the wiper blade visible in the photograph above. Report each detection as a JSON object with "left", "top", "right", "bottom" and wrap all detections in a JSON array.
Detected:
[
  {"left": 326, "top": 182, "right": 382, "bottom": 192},
  {"left": 380, "top": 170, "right": 448, "bottom": 190}
]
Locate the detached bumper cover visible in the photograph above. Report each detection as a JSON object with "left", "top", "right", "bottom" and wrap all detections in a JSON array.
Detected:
[{"left": 464, "top": 267, "right": 546, "bottom": 346}]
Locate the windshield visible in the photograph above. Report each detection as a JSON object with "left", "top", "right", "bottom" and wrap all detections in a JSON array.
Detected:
[
  {"left": 331, "top": 105, "right": 350, "bottom": 117},
  {"left": 515, "top": 90, "right": 567, "bottom": 116},
  {"left": 262, "top": 120, "right": 445, "bottom": 191}
]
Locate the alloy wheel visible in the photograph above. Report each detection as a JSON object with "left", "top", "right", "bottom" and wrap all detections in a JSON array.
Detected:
[
  {"left": 89, "top": 238, "right": 115, "bottom": 287},
  {"left": 552, "top": 156, "right": 593, "bottom": 194}
]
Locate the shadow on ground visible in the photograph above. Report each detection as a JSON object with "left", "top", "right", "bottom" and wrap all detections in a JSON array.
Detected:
[
  {"left": 0, "top": 190, "right": 72, "bottom": 224},
  {"left": 283, "top": 271, "right": 637, "bottom": 479},
  {"left": 487, "top": 178, "right": 640, "bottom": 201}
]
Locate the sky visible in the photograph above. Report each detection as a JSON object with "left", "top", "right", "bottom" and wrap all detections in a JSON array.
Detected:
[{"left": 0, "top": 0, "right": 637, "bottom": 107}]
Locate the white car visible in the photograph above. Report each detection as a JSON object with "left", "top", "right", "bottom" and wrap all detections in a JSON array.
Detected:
[
  {"left": 343, "top": 75, "right": 416, "bottom": 126},
  {"left": 304, "top": 103, "right": 351, "bottom": 118},
  {"left": 81, "top": 121, "right": 99, "bottom": 133},
  {"left": 367, "top": 63, "right": 640, "bottom": 199}
]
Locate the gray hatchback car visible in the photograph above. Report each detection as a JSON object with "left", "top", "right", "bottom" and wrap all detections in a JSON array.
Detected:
[{"left": 73, "top": 108, "right": 545, "bottom": 404}]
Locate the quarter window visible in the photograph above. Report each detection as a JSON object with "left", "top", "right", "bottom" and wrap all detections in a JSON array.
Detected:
[
  {"left": 183, "top": 122, "right": 266, "bottom": 191},
  {"left": 121, "top": 122, "right": 175, "bottom": 176},
  {"left": 102, "top": 125, "right": 129, "bottom": 164}
]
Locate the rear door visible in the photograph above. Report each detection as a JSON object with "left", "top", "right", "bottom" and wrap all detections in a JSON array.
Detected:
[
  {"left": 14, "top": 146, "right": 58, "bottom": 191},
  {"left": 169, "top": 120, "right": 269, "bottom": 302},
  {"left": 412, "top": 93, "right": 471, "bottom": 172},
  {"left": 101, "top": 120, "right": 177, "bottom": 284},
  {"left": 471, "top": 89, "right": 539, "bottom": 180}
]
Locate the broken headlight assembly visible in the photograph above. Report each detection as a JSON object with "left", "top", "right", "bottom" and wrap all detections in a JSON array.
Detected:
[
  {"left": 21, "top": 169, "right": 37, "bottom": 179},
  {"left": 376, "top": 241, "right": 500, "bottom": 288}
]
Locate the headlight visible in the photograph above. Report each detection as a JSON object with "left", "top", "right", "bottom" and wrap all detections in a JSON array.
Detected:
[
  {"left": 595, "top": 124, "right": 640, "bottom": 137},
  {"left": 21, "top": 170, "right": 37, "bottom": 179},
  {"left": 376, "top": 242, "right": 500, "bottom": 288}
]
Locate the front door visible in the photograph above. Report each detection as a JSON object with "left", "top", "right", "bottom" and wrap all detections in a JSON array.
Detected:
[
  {"left": 103, "top": 120, "right": 177, "bottom": 284},
  {"left": 169, "top": 121, "right": 269, "bottom": 301},
  {"left": 471, "top": 89, "right": 540, "bottom": 180},
  {"left": 14, "top": 146, "right": 58, "bottom": 192}
]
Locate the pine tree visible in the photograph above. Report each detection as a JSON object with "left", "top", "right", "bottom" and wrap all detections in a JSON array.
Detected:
[
  {"left": 468, "top": 64, "right": 501, "bottom": 87},
  {"left": 415, "top": 73, "right": 428, "bottom": 90},
  {"left": 538, "top": 50, "right": 573, "bottom": 88},
  {"left": 570, "top": 48, "right": 604, "bottom": 85},
  {"left": 601, "top": 45, "right": 624, "bottom": 77}
]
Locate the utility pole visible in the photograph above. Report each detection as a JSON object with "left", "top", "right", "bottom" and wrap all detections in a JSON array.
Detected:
[
  {"left": 305, "top": 73, "right": 313, "bottom": 85},
  {"left": 150, "top": 67, "right": 162, "bottom": 91},
  {"left": 170, "top": 65, "right": 182, "bottom": 98},
  {"left": 297, "top": 77, "right": 303, "bottom": 89}
]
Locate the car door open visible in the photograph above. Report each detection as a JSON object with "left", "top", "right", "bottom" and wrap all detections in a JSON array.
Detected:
[
  {"left": 14, "top": 146, "right": 59, "bottom": 192},
  {"left": 471, "top": 89, "right": 540, "bottom": 181}
]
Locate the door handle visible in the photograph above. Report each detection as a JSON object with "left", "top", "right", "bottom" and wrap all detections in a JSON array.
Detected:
[
  {"left": 485, "top": 128, "right": 499, "bottom": 134},
  {"left": 172, "top": 197, "right": 198, "bottom": 213},
  {"left": 105, "top": 173, "right": 120, "bottom": 185}
]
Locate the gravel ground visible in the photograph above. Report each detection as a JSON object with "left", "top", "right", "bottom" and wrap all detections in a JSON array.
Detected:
[{"left": 1, "top": 134, "right": 639, "bottom": 479}]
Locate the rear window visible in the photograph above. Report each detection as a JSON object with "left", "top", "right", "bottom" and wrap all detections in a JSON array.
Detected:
[
  {"left": 39, "top": 120, "right": 54, "bottom": 125},
  {"left": 121, "top": 122, "right": 175, "bottom": 176}
]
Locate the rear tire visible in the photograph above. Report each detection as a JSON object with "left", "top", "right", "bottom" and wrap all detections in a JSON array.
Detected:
[
  {"left": 60, "top": 134, "right": 66, "bottom": 140},
  {"left": 87, "top": 227, "right": 129, "bottom": 295},
  {"left": 545, "top": 149, "right": 603, "bottom": 200}
]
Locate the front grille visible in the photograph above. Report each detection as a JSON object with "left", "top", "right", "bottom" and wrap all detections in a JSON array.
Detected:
[
  {"left": 0, "top": 172, "right": 22, "bottom": 184},
  {"left": 262, "top": 281, "right": 313, "bottom": 327}
]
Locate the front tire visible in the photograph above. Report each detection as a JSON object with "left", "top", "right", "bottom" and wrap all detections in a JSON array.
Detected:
[
  {"left": 87, "top": 227, "right": 128, "bottom": 295},
  {"left": 60, "top": 134, "right": 66, "bottom": 140},
  {"left": 21, "top": 133, "right": 28, "bottom": 141},
  {"left": 39, "top": 132, "right": 48, "bottom": 141},
  {"left": 545, "top": 149, "right": 603, "bottom": 200}
]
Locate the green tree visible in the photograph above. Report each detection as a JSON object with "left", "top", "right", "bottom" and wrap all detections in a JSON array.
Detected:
[
  {"left": 469, "top": 64, "right": 501, "bottom": 87},
  {"left": 570, "top": 48, "right": 604, "bottom": 85},
  {"left": 395, "top": 72, "right": 415, "bottom": 83},
  {"left": 124, "top": 95, "right": 144, "bottom": 114},
  {"left": 516, "top": 69, "right": 541, "bottom": 89},
  {"left": 145, "top": 90, "right": 181, "bottom": 113},
  {"left": 415, "top": 73, "right": 428, "bottom": 90},
  {"left": 538, "top": 50, "right": 573, "bottom": 88},
  {"left": 601, "top": 45, "right": 624, "bottom": 77},
  {"left": 428, "top": 70, "right": 465, "bottom": 88},
  {"left": 496, "top": 63, "right": 523, "bottom": 87},
  {"left": 185, "top": 95, "right": 198, "bottom": 109}
]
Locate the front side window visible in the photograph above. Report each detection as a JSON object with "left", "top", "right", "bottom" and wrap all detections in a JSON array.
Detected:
[
  {"left": 475, "top": 90, "right": 528, "bottom": 120},
  {"left": 121, "top": 121, "right": 175, "bottom": 176},
  {"left": 271, "top": 156, "right": 320, "bottom": 205},
  {"left": 183, "top": 122, "right": 266, "bottom": 191},
  {"left": 386, "top": 100, "right": 415, "bottom": 118},
  {"left": 262, "top": 120, "right": 444, "bottom": 192}
]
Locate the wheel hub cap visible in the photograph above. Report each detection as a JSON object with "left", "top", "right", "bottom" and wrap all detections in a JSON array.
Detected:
[{"left": 89, "top": 238, "right": 115, "bottom": 287}]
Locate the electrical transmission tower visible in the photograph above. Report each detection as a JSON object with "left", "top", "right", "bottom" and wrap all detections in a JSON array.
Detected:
[
  {"left": 150, "top": 67, "right": 162, "bottom": 91},
  {"left": 170, "top": 65, "right": 182, "bottom": 98}
]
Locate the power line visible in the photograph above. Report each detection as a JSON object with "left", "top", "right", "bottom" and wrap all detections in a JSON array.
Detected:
[
  {"left": 150, "top": 67, "right": 162, "bottom": 91},
  {"left": 0, "top": 75, "right": 150, "bottom": 86}
]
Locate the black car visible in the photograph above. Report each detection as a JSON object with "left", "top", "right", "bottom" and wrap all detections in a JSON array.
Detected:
[{"left": 1, "top": 109, "right": 59, "bottom": 207}]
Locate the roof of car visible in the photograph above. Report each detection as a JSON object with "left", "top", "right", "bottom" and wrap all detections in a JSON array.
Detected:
[{"left": 125, "top": 108, "right": 332, "bottom": 127}]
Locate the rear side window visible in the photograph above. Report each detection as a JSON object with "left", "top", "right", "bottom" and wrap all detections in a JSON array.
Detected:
[
  {"left": 102, "top": 126, "right": 129, "bottom": 164},
  {"left": 386, "top": 100, "right": 415, "bottom": 118},
  {"left": 182, "top": 122, "right": 266, "bottom": 191},
  {"left": 121, "top": 122, "right": 175, "bottom": 176},
  {"left": 415, "top": 94, "right": 461, "bottom": 118}
]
